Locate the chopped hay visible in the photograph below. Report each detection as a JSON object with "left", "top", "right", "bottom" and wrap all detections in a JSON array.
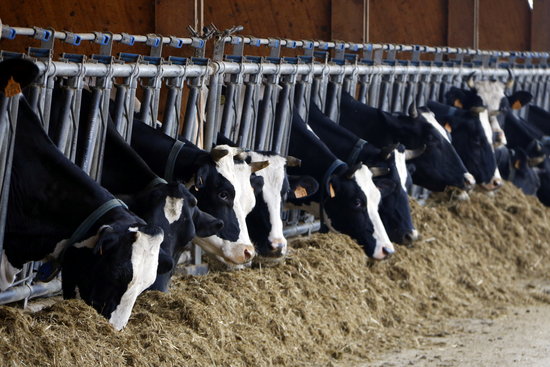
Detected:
[{"left": 1, "top": 183, "right": 550, "bottom": 366}]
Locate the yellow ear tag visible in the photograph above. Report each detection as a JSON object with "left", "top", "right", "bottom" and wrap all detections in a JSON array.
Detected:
[
  {"left": 329, "top": 183, "right": 336, "bottom": 198},
  {"left": 453, "top": 99, "right": 463, "bottom": 108},
  {"left": 294, "top": 185, "right": 308, "bottom": 199},
  {"left": 444, "top": 122, "right": 452, "bottom": 133},
  {"left": 514, "top": 159, "right": 521, "bottom": 170},
  {"left": 220, "top": 95, "right": 226, "bottom": 105},
  {"left": 4, "top": 77, "right": 21, "bottom": 98},
  {"left": 511, "top": 100, "right": 522, "bottom": 110}
]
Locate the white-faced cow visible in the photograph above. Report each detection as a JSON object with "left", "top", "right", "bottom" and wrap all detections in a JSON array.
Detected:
[
  {"left": 130, "top": 121, "right": 267, "bottom": 266},
  {"left": 215, "top": 133, "right": 319, "bottom": 263},
  {"left": 287, "top": 110, "right": 395, "bottom": 260},
  {"left": 339, "top": 91, "right": 474, "bottom": 192},
  {"left": 307, "top": 103, "right": 418, "bottom": 246},
  {"left": 0, "top": 58, "right": 165, "bottom": 331}
]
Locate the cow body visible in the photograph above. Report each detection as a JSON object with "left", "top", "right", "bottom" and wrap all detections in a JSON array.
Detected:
[{"left": 1, "top": 59, "right": 164, "bottom": 330}]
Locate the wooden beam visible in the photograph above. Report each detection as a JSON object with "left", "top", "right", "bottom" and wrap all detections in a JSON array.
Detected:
[
  {"left": 331, "top": 0, "right": 366, "bottom": 43},
  {"left": 531, "top": 0, "right": 550, "bottom": 51},
  {"left": 154, "top": 0, "right": 196, "bottom": 57},
  {"left": 447, "top": 0, "right": 476, "bottom": 48}
]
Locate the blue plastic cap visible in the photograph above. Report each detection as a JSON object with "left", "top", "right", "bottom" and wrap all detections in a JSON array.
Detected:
[
  {"left": 4, "top": 28, "right": 17, "bottom": 40},
  {"left": 72, "top": 35, "right": 82, "bottom": 46}
]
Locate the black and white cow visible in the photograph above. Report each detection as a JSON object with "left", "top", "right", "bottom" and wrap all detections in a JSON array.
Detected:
[
  {"left": 307, "top": 103, "right": 418, "bottom": 245},
  {"left": 339, "top": 91, "right": 474, "bottom": 192},
  {"left": 215, "top": 133, "right": 319, "bottom": 262},
  {"left": 427, "top": 100, "right": 497, "bottom": 187},
  {"left": 288, "top": 110, "right": 395, "bottom": 259},
  {"left": 130, "top": 121, "right": 266, "bottom": 266},
  {"left": 101, "top": 122, "right": 223, "bottom": 291},
  {"left": 0, "top": 58, "right": 165, "bottom": 330}
]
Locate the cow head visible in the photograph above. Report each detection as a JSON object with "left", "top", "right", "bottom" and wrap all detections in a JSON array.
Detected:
[
  {"left": 246, "top": 151, "right": 318, "bottom": 262},
  {"left": 373, "top": 145, "right": 418, "bottom": 245},
  {"left": 192, "top": 145, "right": 267, "bottom": 266},
  {"left": 62, "top": 223, "right": 164, "bottom": 330},
  {"left": 0, "top": 57, "right": 40, "bottom": 97},
  {"left": 387, "top": 108, "right": 472, "bottom": 192},
  {"left": 322, "top": 164, "right": 395, "bottom": 260}
]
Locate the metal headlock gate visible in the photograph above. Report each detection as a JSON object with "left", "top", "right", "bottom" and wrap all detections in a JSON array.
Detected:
[{"left": 1, "top": 21, "right": 550, "bottom": 304}]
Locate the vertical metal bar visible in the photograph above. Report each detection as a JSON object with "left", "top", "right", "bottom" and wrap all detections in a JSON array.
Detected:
[
  {"left": 204, "top": 71, "right": 221, "bottom": 151},
  {"left": 162, "top": 74, "right": 185, "bottom": 138},
  {"left": 367, "top": 72, "right": 382, "bottom": 107},
  {"left": 138, "top": 86, "right": 153, "bottom": 126},
  {"left": 183, "top": 84, "right": 200, "bottom": 141},
  {"left": 357, "top": 73, "right": 370, "bottom": 103},
  {"left": 272, "top": 71, "right": 297, "bottom": 155},
  {"left": 53, "top": 86, "right": 75, "bottom": 155},
  {"left": 325, "top": 74, "right": 344, "bottom": 123},
  {"left": 293, "top": 67, "right": 313, "bottom": 122},
  {"left": 390, "top": 73, "right": 406, "bottom": 113},
  {"left": 237, "top": 71, "right": 262, "bottom": 149},
  {"left": 255, "top": 72, "right": 279, "bottom": 151}
]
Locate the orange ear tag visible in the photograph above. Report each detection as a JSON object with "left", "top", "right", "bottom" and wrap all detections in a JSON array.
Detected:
[
  {"left": 4, "top": 77, "right": 21, "bottom": 97},
  {"left": 329, "top": 183, "right": 336, "bottom": 198},
  {"left": 511, "top": 100, "right": 522, "bottom": 110},
  {"left": 294, "top": 185, "right": 308, "bottom": 199},
  {"left": 444, "top": 123, "right": 452, "bottom": 133},
  {"left": 453, "top": 99, "right": 463, "bottom": 108},
  {"left": 514, "top": 159, "right": 521, "bottom": 170}
]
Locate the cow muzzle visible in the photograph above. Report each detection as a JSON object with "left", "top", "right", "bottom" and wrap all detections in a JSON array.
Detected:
[
  {"left": 402, "top": 229, "right": 420, "bottom": 246},
  {"left": 269, "top": 239, "right": 288, "bottom": 257},
  {"left": 493, "top": 131, "right": 507, "bottom": 148},
  {"left": 481, "top": 176, "right": 503, "bottom": 191},
  {"left": 372, "top": 243, "right": 395, "bottom": 260},
  {"left": 464, "top": 173, "right": 476, "bottom": 191}
]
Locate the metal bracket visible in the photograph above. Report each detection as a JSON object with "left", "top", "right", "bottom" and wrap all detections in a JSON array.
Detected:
[
  {"left": 63, "top": 31, "right": 81, "bottom": 46},
  {"left": 146, "top": 33, "right": 163, "bottom": 57},
  {"left": 302, "top": 40, "right": 315, "bottom": 58},
  {"left": 1, "top": 23, "right": 17, "bottom": 40},
  {"left": 268, "top": 38, "right": 281, "bottom": 59}
]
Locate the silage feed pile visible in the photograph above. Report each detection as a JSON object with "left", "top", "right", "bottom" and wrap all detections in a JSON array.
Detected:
[{"left": 2, "top": 183, "right": 550, "bottom": 367}]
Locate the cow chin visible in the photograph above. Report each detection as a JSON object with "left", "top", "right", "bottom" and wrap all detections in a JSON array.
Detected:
[
  {"left": 193, "top": 235, "right": 255, "bottom": 265},
  {"left": 108, "top": 229, "right": 163, "bottom": 331}
]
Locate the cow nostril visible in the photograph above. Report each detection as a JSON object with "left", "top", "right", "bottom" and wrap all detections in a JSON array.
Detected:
[
  {"left": 382, "top": 246, "right": 395, "bottom": 256},
  {"left": 493, "top": 178, "right": 503, "bottom": 188},
  {"left": 214, "top": 220, "right": 224, "bottom": 231},
  {"left": 244, "top": 248, "right": 253, "bottom": 261}
]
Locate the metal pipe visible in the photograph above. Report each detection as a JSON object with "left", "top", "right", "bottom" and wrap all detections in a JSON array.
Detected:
[
  {"left": 183, "top": 86, "right": 200, "bottom": 141},
  {"left": 283, "top": 221, "right": 321, "bottom": 237},
  {"left": 0, "top": 280, "right": 62, "bottom": 305}
]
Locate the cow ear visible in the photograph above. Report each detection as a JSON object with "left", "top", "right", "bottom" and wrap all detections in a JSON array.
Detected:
[
  {"left": 250, "top": 160, "right": 269, "bottom": 173},
  {"left": 445, "top": 87, "right": 465, "bottom": 108},
  {"left": 507, "top": 91, "right": 532, "bottom": 110},
  {"left": 375, "top": 178, "right": 397, "bottom": 198},
  {"left": 0, "top": 58, "right": 40, "bottom": 97},
  {"left": 287, "top": 175, "right": 319, "bottom": 200},
  {"left": 514, "top": 159, "right": 522, "bottom": 170},
  {"left": 194, "top": 165, "right": 209, "bottom": 190},
  {"left": 211, "top": 147, "right": 229, "bottom": 162},
  {"left": 93, "top": 225, "right": 118, "bottom": 255},
  {"left": 250, "top": 174, "right": 264, "bottom": 196}
]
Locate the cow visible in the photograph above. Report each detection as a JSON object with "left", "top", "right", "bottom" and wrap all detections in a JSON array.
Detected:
[
  {"left": 528, "top": 105, "right": 550, "bottom": 136},
  {"left": 101, "top": 122, "right": 223, "bottom": 291},
  {"left": 287, "top": 110, "right": 395, "bottom": 260},
  {"left": 215, "top": 133, "right": 319, "bottom": 262},
  {"left": 427, "top": 100, "right": 497, "bottom": 187},
  {"left": 495, "top": 146, "right": 540, "bottom": 196},
  {"left": 130, "top": 121, "right": 267, "bottom": 266},
  {"left": 463, "top": 70, "right": 532, "bottom": 147},
  {"left": 307, "top": 103, "right": 418, "bottom": 246},
  {"left": 502, "top": 106, "right": 546, "bottom": 166},
  {"left": 0, "top": 58, "right": 165, "bottom": 331},
  {"left": 339, "top": 91, "right": 475, "bottom": 192}
]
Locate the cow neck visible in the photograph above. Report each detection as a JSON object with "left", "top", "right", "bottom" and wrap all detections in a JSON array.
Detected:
[
  {"left": 36, "top": 198, "right": 128, "bottom": 282},
  {"left": 143, "top": 177, "right": 168, "bottom": 192},
  {"left": 164, "top": 140, "right": 186, "bottom": 182},
  {"left": 347, "top": 139, "right": 368, "bottom": 166},
  {"left": 319, "top": 159, "right": 346, "bottom": 226}
]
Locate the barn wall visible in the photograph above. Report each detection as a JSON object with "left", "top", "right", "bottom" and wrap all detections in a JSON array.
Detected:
[{"left": 1, "top": 0, "right": 549, "bottom": 55}]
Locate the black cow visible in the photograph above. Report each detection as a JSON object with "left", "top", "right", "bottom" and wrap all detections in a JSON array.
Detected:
[
  {"left": 0, "top": 58, "right": 165, "bottom": 330},
  {"left": 101, "top": 122, "right": 222, "bottom": 291},
  {"left": 215, "top": 134, "right": 319, "bottom": 262},
  {"left": 339, "top": 91, "right": 474, "bottom": 192},
  {"left": 307, "top": 103, "right": 418, "bottom": 245},
  {"left": 130, "top": 121, "right": 265, "bottom": 265},
  {"left": 495, "top": 147, "right": 540, "bottom": 196},
  {"left": 287, "top": 110, "right": 395, "bottom": 259},
  {"left": 427, "top": 100, "right": 497, "bottom": 187},
  {"left": 528, "top": 105, "right": 550, "bottom": 136}
]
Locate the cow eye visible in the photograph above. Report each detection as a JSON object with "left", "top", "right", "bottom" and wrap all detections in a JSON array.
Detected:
[
  {"left": 218, "top": 191, "right": 229, "bottom": 201},
  {"left": 353, "top": 198, "right": 363, "bottom": 208}
]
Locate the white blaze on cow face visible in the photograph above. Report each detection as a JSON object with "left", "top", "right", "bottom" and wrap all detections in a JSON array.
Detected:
[
  {"left": 248, "top": 152, "right": 288, "bottom": 256},
  {"left": 193, "top": 145, "right": 257, "bottom": 265},
  {"left": 109, "top": 229, "right": 163, "bottom": 331},
  {"left": 394, "top": 149, "right": 408, "bottom": 192},
  {"left": 473, "top": 81, "right": 508, "bottom": 146},
  {"left": 164, "top": 196, "right": 184, "bottom": 224},
  {"left": 353, "top": 165, "right": 394, "bottom": 259},
  {"left": 478, "top": 109, "right": 503, "bottom": 187},
  {"left": 0, "top": 251, "right": 22, "bottom": 291},
  {"left": 421, "top": 111, "right": 451, "bottom": 143}
]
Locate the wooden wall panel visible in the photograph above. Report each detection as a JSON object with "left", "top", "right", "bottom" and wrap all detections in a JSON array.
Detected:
[
  {"left": 368, "top": 0, "right": 447, "bottom": 46},
  {"left": 447, "top": 0, "right": 476, "bottom": 48},
  {"left": 0, "top": 0, "right": 155, "bottom": 56},
  {"left": 331, "top": 0, "right": 365, "bottom": 43},
  {"left": 531, "top": 0, "right": 550, "bottom": 51},
  {"left": 479, "top": 0, "right": 531, "bottom": 50}
]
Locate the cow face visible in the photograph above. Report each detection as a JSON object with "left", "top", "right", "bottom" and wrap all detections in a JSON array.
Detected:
[
  {"left": 394, "top": 110, "right": 471, "bottom": 192},
  {"left": 323, "top": 165, "right": 395, "bottom": 259},
  {"left": 509, "top": 149, "right": 541, "bottom": 196},
  {"left": 246, "top": 152, "right": 318, "bottom": 261},
  {"left": 62, "top": 224, "right": 164, "bottom": 330},
  {"left": 192, "top": 145, "right": 265, "bottom": 265},
  {"left": 373, "top": 146, "right": 418, "bottom": 245}
]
